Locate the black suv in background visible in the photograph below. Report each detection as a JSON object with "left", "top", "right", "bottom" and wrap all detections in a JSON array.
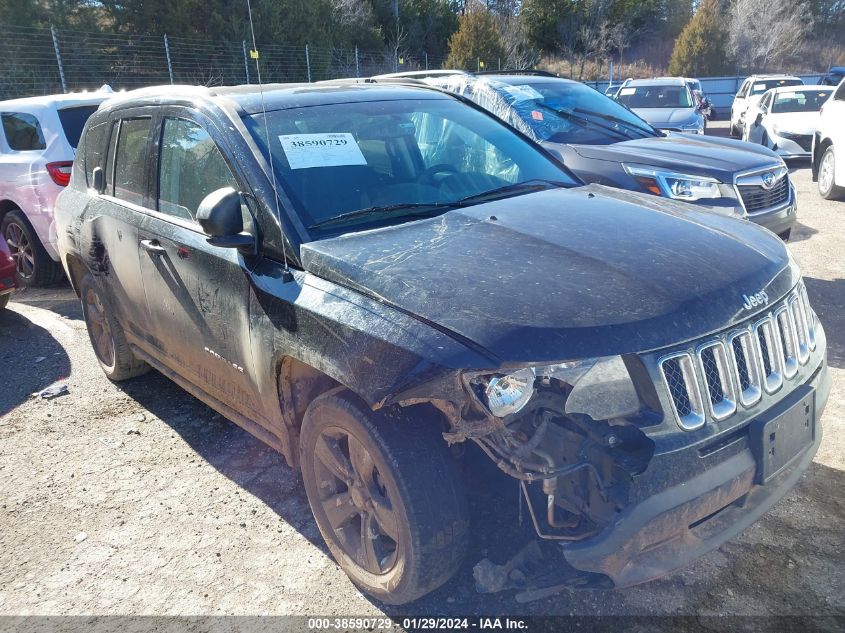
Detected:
[
  {"left": 56, "top": 82, "right": 829, "bottom": 604},
  {"left": 378, "top": 71, "right": 797, "bottom": 240}
]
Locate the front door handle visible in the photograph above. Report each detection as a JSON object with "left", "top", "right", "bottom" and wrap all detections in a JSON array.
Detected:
[{"left": 140, "top": 239, "right": 167, "bottom": 255}]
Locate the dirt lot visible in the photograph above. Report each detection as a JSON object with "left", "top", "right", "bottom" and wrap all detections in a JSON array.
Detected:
[{"left": 1, "top": 125, "right": 844, "bottom": 623}]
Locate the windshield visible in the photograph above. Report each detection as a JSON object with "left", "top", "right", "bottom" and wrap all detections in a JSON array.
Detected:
[
  {"left": 751, "top": 79, "right": 802, "bottom": 95},
  {"left": 771, "top": 89, "right": 833, "bottom": 113},
  {"left": 492, "top": 80, "right": 657, "bottom": 144},
  {"left": 245, "top": 98, "right": 577, "bottom": 235},
  {"left": 57, "top": 105, "right": 99, "bottom": 149},
  {"left": 616, "top": 85, "right": 694, "bottom": 109}
]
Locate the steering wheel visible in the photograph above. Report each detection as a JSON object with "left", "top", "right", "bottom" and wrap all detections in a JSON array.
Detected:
[{"left": 419, "top": 163, "right": 460, "bottom": 186}]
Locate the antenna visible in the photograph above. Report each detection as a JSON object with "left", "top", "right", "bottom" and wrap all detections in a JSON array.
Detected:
[{"left": 246, "top": 0, "right": 293, "bottom": 282}]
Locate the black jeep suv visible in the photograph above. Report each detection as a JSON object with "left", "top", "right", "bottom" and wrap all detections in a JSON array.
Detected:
[{"left": 56, "top": 82, "right": 830, "bottom": 604}]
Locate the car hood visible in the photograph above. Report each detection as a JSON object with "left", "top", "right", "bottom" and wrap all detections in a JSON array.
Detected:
[
  {"left": 630, "top": 107, "right": 697, "bottom": 128},
  {"left": 560, "top": 134, "right": 783, "bottom": 182},
  {"left": 300, "top": 185, "right": 797, "bottom": 364},
  {"left": 768, "top": 112, "right": 820, "bottom": 135}
]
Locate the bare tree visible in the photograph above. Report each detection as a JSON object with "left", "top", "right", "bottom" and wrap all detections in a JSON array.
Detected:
[{"left": 729, "top": 0, "right": 813, "bottom": 71}]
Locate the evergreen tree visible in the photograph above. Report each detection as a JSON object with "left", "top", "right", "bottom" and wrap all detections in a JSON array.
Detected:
[
  {"left": 668, "top": 0, "right": 732, "bottom": 76},
  {"left": 445, "top": 5, "right": 505, "bottom": 69}
]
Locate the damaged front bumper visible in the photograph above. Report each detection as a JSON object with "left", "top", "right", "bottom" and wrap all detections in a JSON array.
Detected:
[{"left": 560, "top": 357, "right": 830, "bottom": 587}]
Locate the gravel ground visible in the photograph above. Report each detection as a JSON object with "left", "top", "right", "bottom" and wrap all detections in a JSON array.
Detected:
[{"left": 1, "top": 123, "right": 843, "bottom": 624}]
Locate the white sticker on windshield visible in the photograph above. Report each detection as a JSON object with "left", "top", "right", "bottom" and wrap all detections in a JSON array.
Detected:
[
  {"left": 501, "top": 84, "right": 544, "bottom": 102},
  {"left": 278, "top": 133, "right": 367, "bottom": 170},
  {"left": 619, "top": 87, "right": 636, "bottom": 96}
]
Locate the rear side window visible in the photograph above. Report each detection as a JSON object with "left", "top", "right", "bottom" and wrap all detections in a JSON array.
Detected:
[
  {"left": 82, "top": 121, "right": 109, "bottom": 187},
  {"left": 158, "top": 118, "right": 237, "bottom": 221},
  {"left": 58, "top": 105, "right": 99, "bottom": 149},
  {"left": 113, "top": 118, "right": 151, "bottom": 206},
  {"left": 1, "top": 112, "right": 46, "bottom": 151}
]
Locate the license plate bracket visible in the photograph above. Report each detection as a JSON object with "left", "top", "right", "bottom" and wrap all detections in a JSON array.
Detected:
[{"left": 750, "top": 386, "right": 815, "bottom": 484}]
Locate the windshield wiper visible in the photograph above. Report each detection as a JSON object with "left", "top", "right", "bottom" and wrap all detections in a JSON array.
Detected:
[
  {"left": 534, "top": 103, "right": 630, "bottom": 141},
  {"left": 452, "top": 179, "right": 569, "bottom": 205},
  {"left": 308, "top": 202, "right": 449, "bottom": 229},
  {"left": 308, "top": 180, "right": 569, "bottom": 230},
  {"left": 571, "top": 107, "right": 657, "bottom": 137}
]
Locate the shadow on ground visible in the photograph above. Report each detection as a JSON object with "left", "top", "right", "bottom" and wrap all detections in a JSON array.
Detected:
[
  {"left": 803, "top": 277, "right": 845, "bottom": 370},
  {"left": 0, "top": 301, "right": 72, "bottom": 415},
  {"left": 789, "top": 221, "right": 819, "bottom": 243}
]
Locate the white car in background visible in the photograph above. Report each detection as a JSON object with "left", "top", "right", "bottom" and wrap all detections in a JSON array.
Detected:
[
  {"left": 812, "top": 78, "right": 845, "bottom": 200},
  {"left": 730, "top": 74, "right": 803, "bottom": 138},
  {"left": 743, "top": 85, "right": 833, "bottom": 158},
  {"left": 0, "top": 90, "right": 109, "bottom": 286}
]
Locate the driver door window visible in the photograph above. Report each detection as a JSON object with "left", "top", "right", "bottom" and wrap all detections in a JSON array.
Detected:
[{"left": 158, "top": 118, "right": 237, "bottom": 222}]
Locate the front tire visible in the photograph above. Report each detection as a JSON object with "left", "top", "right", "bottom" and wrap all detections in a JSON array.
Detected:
[
  {"left": 818, "top": 146, "right": 845, "bottom": 200},
  {"left": 300, "top": 389, "right": 469, "bottom": 604},
  {"left": 0, "top": 293, "right": 9, "bottom": 310},
  {"left": 1, "top": 209, "right": 62, "bottom": 287},
  {"left": 79, "top": 273, "right": 149, "bottom": 381}
]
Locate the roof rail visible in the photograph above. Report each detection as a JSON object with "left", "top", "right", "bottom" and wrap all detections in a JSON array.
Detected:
[
  {"left": 475, "top": 69, "right": 558, "bottom": 77},
  {"left": 372, "top": 70, "right": 469, "bottom": 80}
]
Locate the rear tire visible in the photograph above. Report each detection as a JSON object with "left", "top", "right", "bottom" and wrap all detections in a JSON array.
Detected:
[
  {"left": 778, "top": 229, "right": 792, "bottom": 242},
  {"left": 1, "top": 209, "right": 62, "bottom": 287},
  {"left": 730, "top": 122, "right": 739, "bottom": 138},
  {"left": 300, "top": 389, "right": 469, "bottom": 605},
  {"left": 79, "top": 273, "right": 150, "bottom": 381},
  {"left": 818, "top": 146, "right": 845, "bottom": 200}
]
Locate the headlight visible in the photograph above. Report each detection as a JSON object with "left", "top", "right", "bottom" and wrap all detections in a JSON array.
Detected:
[
  {"left": 623, "top": 164, "right": 722, "bottom": 201},
  {"left": 466, "top": 357, "right": 628, "bottom": 418},
  {"left": 470, "top": 368, "right": 536, "bottom": 417}
]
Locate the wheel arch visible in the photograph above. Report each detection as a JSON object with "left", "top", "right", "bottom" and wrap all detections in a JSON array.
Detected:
[
  {"left": 63, "top": 252, "right": 89, "bottom": 297},
  {"left": 0, "top": 199, "right": 21, "bottom": 221},
  {"left": 274, "top": 354, "right": 453, "bottom": 468},
  {"left": 813, "top": 136, "right": 833, "bottom": 181}
]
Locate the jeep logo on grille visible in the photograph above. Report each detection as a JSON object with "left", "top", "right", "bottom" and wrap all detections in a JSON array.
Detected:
[
  {"left": 742, "top": 290, "right": 769, "bottom": 310},
  {"left": 761, "top": 172, "right": 776, "bottom": 189}
]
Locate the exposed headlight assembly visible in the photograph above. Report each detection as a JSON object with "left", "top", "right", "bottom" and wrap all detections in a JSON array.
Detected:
[
  {"left": 623, "top": 164, "right": 722, "bottom": 201},
  {"left": 466, "top": 356, "right": 640, "bottom": 420}
]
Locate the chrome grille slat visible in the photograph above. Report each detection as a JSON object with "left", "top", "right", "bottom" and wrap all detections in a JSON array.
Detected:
[
  {"left": 774, "top": 305, "right": 798, "bottom": 379},
  {"left": 697, "top": 341, "right": 737, "bottom": 420},
  {"left": 754, "top": 316, "right": 784, "bottom": 394},
  {"left": 658, "top": 284, "right": 817, "bottom": 430},
  {"left": 728, "top": 330, "right": 762, "bottom": 408},
  {"left": 659, "top": 353, "right": 705, "bottom": 431}
]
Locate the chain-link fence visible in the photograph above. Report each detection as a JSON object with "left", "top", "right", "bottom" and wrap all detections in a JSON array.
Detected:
[{"left": 0, "top": 25, "right": 450, "bottom": 100}]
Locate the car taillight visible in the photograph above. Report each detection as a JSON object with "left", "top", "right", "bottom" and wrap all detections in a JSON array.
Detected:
[{"left": 46, "top": 161, "right": 73, "bottom": 187}]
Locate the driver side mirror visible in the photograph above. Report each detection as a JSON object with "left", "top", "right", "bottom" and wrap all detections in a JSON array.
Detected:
[{"left": 196, "top": 187, "right": 256, "bottom": 253}]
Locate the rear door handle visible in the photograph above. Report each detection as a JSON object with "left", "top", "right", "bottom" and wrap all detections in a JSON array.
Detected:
[{"left": 140, "top": 239, "right": 167, "bottom": 255}]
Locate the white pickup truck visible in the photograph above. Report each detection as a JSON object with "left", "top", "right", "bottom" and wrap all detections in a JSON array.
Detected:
[{"left": 812, "top": 78, "right": 845, "bottom": 200}]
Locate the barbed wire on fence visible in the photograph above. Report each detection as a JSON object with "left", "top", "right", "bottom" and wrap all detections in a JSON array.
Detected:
[{"left": 0, "top": 24, "right": 449, "bottom": 100}]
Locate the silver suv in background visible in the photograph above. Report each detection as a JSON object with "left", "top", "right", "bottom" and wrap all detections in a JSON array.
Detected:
[
  {"left": 613, "top": 77, "right": 706, "bottom": 134},
  {"left": 0, "top": 90, "right": 109, "bottom": 286}
]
